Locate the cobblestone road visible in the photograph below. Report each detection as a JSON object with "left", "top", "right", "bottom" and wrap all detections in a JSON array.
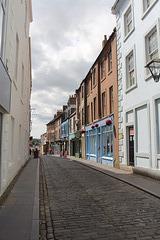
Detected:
[{"left": 40, "top": 155, "right": 160, "bottom": 240}]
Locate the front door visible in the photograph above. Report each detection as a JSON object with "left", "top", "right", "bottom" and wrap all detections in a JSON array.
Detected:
[{"left": 129, "top": 127, "right": 134, "bottom": 166}]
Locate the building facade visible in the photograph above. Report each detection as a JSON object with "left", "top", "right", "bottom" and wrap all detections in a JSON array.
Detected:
[
  {"left": 112, "top": 0, "right": 160, "bottom": 177},
  {"left": 76, "top": 80, "right": 86, "bottom": 158},
  {"left": 0, "top": 0, "right": 32, "bottom": 196},
  {"left": 85, "top": 29, "right": 119, "bottom": 167}
]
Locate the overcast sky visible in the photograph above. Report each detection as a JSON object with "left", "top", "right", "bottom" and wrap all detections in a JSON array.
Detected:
[{"left": 30, "top": 0, "right": 116, "bottom": 139}]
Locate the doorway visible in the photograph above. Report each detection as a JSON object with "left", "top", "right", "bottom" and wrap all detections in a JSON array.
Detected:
[{"left": 128, "top": 126, "right": 134, "bottom": 166}]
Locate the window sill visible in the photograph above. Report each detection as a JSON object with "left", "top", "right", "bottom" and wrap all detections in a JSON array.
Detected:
[
  {"left": 124, "top": 27, "right": 135, "bottom": 42},
  {"left": 125, "top": 83, "right": 137, "bottom": 94},
  {"left": 108, "top": 70, "right": 112, "bottom": 76},
  {"left": 101, "top": 77, "right": 106, "bottom": 83}
]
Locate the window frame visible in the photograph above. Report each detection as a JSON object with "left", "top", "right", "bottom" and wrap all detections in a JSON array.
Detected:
[
  {"left": 123, "top": 2, "right": 135, "bottom": 41},
  {"left": 142, "top": 0, "right": 158, "bottom": 19},
  {"left": 144, "top": 21, "right": 160, "bottom": 80},
  {"left": 108, "top": 49, "right": 112, "bottom": 72},
  {"left": 102, "top": 92, "right": 106, "bottom": 117},
  {"left": 125, "top": 46, "right": 137, "bottom": 92},
  {"left": 101, "top": 59, "right": 106, "bottom": 80},
  {"left": 109, "top": 86, "right": 114, "bottom": 114}
]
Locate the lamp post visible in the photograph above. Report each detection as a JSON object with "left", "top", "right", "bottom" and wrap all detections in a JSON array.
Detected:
[{"left": 145, "top": 58, "right": 160, "bottom": 82}]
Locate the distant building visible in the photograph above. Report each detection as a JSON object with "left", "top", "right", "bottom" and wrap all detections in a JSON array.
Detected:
[
  {"left": 112, "top": 0, "right": 160, "bottom": 178},
  {"left": 0, "top": 0, "right": 32, "bottom": 196},
  {"left": 61, "top": 95, "right": 76, "bottom": 156},
  {"left": 40, "top": 133, "right": 47, "bottom": 155}
]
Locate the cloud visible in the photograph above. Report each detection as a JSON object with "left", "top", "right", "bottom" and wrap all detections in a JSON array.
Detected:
[{"left": 30, "top": 0, "right": 116, "bottom": 138}]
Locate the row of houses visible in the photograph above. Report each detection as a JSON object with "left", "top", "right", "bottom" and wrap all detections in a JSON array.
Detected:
[
  {"left": 41, "top": 0, "right": 160, "bottom": 179},
  {"left": 0, "top": 0, "right": 32, "bottom": 197}
]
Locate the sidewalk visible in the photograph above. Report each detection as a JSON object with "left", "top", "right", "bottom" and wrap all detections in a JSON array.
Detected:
[{"left": 0, "top": 156, "right": 39, "bottom": 240}]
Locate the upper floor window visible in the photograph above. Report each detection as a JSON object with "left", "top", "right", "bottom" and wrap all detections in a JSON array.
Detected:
[
  {"left": 108, "top": 49, "right": 112, "bottom": 72},
  {"left": 101, "top": 59, "right": 105, "bottom": 79},
  {"left": 143, "top": 0, "right": 158, "bottom": 15},
  {"left": 126, "top": 49, "right": 135, "bottom": 89},
  {"left": 87, "top": 105, "right": 89, "bottom": 124},
  {"left": 86, "top": 80, "right": 89, "bottom": 95},
  {"left": 124, "top": 4, "right": 134, "bottom": 39},
  {"left": 93, "top": 68, "right": 96, "bottom": 86},
  {"left": 94, "top": 97, "right": 97, "bottom": 120},
  {"left": 146, "top": 26, "right": 158, "bottom": 62},
  {"left": 81, "top": 85, "right": 83, "bottom": 99},
  {"left": 145, "top": 24, "right": 159, "bottom": 77},
  {"left": 109, "top": 86, "right": 114, "bottom": 114},
  {"left": 102, "top": 92, "right": 106, "bottom": 117},
  {"left": 0, "top": 0, "right": 7, "bottom": 59}
]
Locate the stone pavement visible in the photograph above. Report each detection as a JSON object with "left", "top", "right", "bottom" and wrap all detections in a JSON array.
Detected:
[
  {"left": 0, "top": 156, "right": 39, "bottom": 240},
  {"left": 67, "top": 156, "right": 160, "bottom": 199},
  {"left": 40, "top": 155, "right": 160, "bottom": 240}
]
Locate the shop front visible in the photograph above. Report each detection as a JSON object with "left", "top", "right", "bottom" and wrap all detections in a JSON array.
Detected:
[
  {"left": 85, "top": 116, "right": 114, "bottom": 167},
  {"left": 69, "top": 132, "right": 81, "bottom": 158}
]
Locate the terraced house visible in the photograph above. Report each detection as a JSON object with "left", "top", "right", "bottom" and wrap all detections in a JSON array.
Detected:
[
  {"left": 85, "top": 29, "right": 119, "bottom": 167},
  {"left": 112, "top": 0, "right": 160, "bottom": 178}
]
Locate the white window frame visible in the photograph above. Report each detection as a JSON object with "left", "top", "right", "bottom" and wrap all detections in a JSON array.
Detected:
[
  {"left": 142, "top": 0, "right": 158, "bottom": 19},
  {"left": 123, "top": 2, "right": 135, "bottom": 41},
  {"left": 144, "top": 20, "right": 160, "bottom": 80},
  {"left": 125, "top": 46, "right": 137, "bottom": 92}
]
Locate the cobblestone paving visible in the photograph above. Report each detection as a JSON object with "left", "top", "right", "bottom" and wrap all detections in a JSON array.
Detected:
[{"left": 40, "top": 155, "right": 160, "bottom": 240}]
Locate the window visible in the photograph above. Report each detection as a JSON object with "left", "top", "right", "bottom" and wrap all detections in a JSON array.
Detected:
[
  {"left": 0, "top": 0, "right": 7, "bottom": 58},
  {"left": 90, "top": 129, "right": 96, "bottom": 155},
  {"left": 81, "top": 85, "right": 83, "bottom": 99},
  {"left": 73, "top": 117, "right": 75, "bottom": 132},
  {"left": 102, "top": 125, "right": 113, "bottom": 157},
  {"left": 101, "top": 60, "right": 105, "bottom": 79},
  {"left": 126, "top": 49, "right": 135, "bottom": 88},
  {"left": 82, "top": 108, "right": 84, "bottom": 125},
  {"left": 146, "top": 26, "right": 158, "bottom": 63},
  {"left": 87, "top": 105, "right": 89, "bottom": 124},
  {"left": 91, "top": 102, "right": 93, "bottom": 122},
  {"left": 108, "top": 50, "right": 112, "bottom": 72},
  {"left": 155, "top": 98, "right": 160, "bottom": 154},
  {"left": 102, "top": 92, "right": 106, "bottom": 117},
  {"left": 109, "top": 86, "right": 113, "bottom": 114},
  {"left": 93, "top": 69, "right": 96, "bottom": 86},
  {"left": 90, "top": 75, "right": 92, "bottom": 90},
  {"left": 94, "top": 97, "right": 96, "bottom": 120},
  {"left": 143, "top": 0, "right": 157, "bottom": 14},
  {"left": 86, "top": 80, "right": 89, "bottom": 95},
  {"left": 124, "top": 5, "right": 134, "bottom": 38}
]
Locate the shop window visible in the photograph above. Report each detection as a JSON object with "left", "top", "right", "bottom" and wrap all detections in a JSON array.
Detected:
[
  {"left": 102, "top": 125, "right": 113, "bottom": 157},
  {"left": 90, "top": 129, "right": 96, "bottom": 155}
]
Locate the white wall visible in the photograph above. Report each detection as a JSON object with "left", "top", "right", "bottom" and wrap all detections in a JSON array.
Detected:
[
  {"left": 0, "top": 0, "right": 32, "bottom": 195},
  {"left": 113, "top": 0, "right": 160, "bottom": 172}
]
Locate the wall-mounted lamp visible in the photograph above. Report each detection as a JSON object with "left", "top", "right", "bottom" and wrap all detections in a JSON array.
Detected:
[{"left": 145, "top": 58, "right": 160, "bottom": 82}]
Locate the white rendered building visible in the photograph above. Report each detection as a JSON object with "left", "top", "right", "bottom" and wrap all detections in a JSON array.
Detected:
[
  {"left": 0, "top": 0, "right": 32, "bottom": 196},
  {"left": 112, "top": 0, "right": 160, "bottom": 178}
]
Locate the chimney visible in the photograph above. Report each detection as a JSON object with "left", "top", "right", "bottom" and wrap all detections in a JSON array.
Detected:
[{"left": 102, "top": 35, "right": 107, "bottom": 48}]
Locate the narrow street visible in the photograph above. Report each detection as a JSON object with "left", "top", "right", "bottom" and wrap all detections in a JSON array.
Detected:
[{"left": 39, "top": 155, "right": 160, "bottom": 240}]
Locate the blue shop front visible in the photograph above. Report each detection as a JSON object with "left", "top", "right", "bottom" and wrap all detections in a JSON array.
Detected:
[{"left": 85, "top": 116, "right": 114, "bottom": 167}]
